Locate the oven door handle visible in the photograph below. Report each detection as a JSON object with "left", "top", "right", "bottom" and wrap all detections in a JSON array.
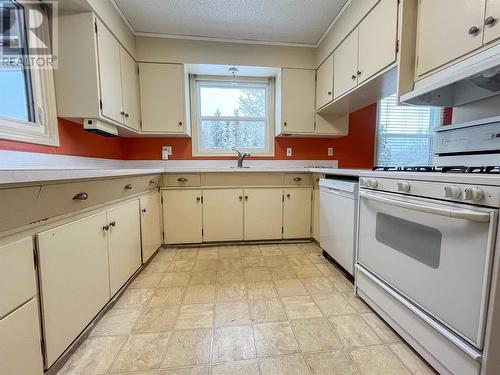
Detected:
[{"left": 359, "top": 191, "right": 491, "bottom": 223}]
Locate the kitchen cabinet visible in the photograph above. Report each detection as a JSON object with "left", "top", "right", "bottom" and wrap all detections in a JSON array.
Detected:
[
  {"left": 203, "top": 189, "right": 244, "bottom": 242},
  {"left": 38, "top": 212, "right": 110, "bottom": 367},
  {"left": 333, "top": 29, "right": 359, "bottom": 99},
  {"left": 163, "top": 190, "right": 203, "bottom": 244},
  {"left": 279, "top": 69, "right": 316, "bottom": 134},
  {"left": 283, "top": 188, "right": 312, "bottom": 239},
  {"left": 140, "top": 192, "right": 162, "bottom": 262},
  {"left": 120, "top": 47, "right": 141, "bottom": 131},
  {"left": 243, "top": 188, "right": 283, "bottom": 240},
  {"left": 139, "top": 63, "right": 190, "bottom": 135},
  {"left": 316, "top": 54, "right": 334, "bottom": 110},
  {"left": 107, "top": 200, "right": 142, "bottom": 295},
  {"left": 416, "top": 0, "right": 486, "bottom": 76},
  {"left": 484, "top": 0, "right": 500, "bottom": 44}
]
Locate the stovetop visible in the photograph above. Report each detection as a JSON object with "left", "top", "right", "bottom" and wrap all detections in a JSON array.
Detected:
[{"left": 372, "top": 166, "right": 500, "bottom": 174}]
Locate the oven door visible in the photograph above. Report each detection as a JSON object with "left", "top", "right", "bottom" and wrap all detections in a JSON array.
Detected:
[{"left": 357, "top": 190, "right": 497, "bottom": 349}]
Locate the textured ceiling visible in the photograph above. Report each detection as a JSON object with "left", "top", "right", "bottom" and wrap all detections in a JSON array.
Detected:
[{"left": 114, "top": 0, "right": 349, "bottom": 45}]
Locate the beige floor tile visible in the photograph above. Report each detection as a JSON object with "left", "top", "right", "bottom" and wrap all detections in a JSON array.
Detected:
[
  {"left": 281, "top": 296, "right": 322, "bottom": 319},
  {"left": 274, "top": 279, "right": 308, "bottom": 297},
  {"left": 161, "top": 328, "right": 212, "bottom": 368},
  {"left": 315, "top": 263, "right": 343, "bottom": 277},
  {"left": 301, "top": 277, "right": 336, "bottom": 294},
  {"left": 361, "top": 313, "right": 400, "bottom": 343},
  {"left": 216, "top": 282, "right": 247, "bottom": 302},
  {"left": 311, "top": 293, "right": 356, "bottom": 317},
  {"left": 259, "top": 354, "right": 309, "bottom": 375},
  {"left": 217, "top": 270, "right": 246, "bottom": 284},
  {"left": 197, "top": 248, "right": 220, "bottom": 258},
  {"left": 129, "top": 274, "right": 163, "bottom": 289},
  {"left": 189, "top": 272, "right": 217, "bottom": 286},
  {"left": 168, "top": 261, "right": 195, "bottom": 273},
  {"left": 90, "top": 308, "right": 142, "bottom": 337},
  {"left": 306, "top": 253, "right": 325, "bottom": 264},
  {"left": 215, "top": 301, "right": 250, "bottom": 327},
  {"left": 331, "top": 277, "right": 354, "bottom": 293},
  {"left": 219, "top": 246, "right": 242, "bottom": 258},
  {"left": 344, "top": 292, "right": 371, "bottom": 313},
  {"left": 160, "top": 366, "right": 209, "bottom": 375},
  {"left": 57, "top": 336, "right": 127, "bottom": 375},
  {"left": 193, "top": 259, "right": 220, "bottom": 272},
  {"left": 287, "top": 255, "right": 312, "bottom": 266},
  {"left": 154, "top": 250, "right": 177, "bottom": 262},
  {"left": 245, "top": 267, "right": 272, "bottom": 282},
  {"left": 269, "top": 266, "right": 297, "bottom": 281},
  {"left": 212, "top": 325, "right": 256, "bottom": 363},
  {"left": 133, "top": 306, "right": 179, "bottom": 333},
  {"left": 259, "top": 246, "right": 283, "bottom": 257},
  {"left": 183, "top": 284, "right": 216, "bottom": 304},
  {"left": 115, "top": 288, "right": 155, "bottom": 309},
  {"left": 174, "top": 250, "right": 198, "bottom": 260},
  {"left": 293, "top": 265, "right": 322, "bottom": 278},
  {"left": 389, "top": 343, "right": 436, "bottom": 375},
  {"left": 247, "top": 281, "right": 277, "bottom": 300},
  {"left": 211, "top": 359, "right": 259, "bottom": 375},
  {"left": 304, "top": 350, "right": 360, "bottom": 375},
  {"left": 110, "top": 333, "right": 171, "bottom": 373},
  {"left": 242, "top": 256, "right": 266, "bottom": 268},
  {"left": 264, "top": 256, "right": 290, "bottom": 267},
  {"left": 219, "top": 257, "right": 243, "bottom": 272},
  {"left": 281, "top": 244, "right": 307, "bottom": 255},
  {"left": 240, "top": 246, "right": 262, "bottom": 257},
  {"left": 290, "top": 318, "right": 342, "bottom": 351},
  {"left": 253, "top": 322, "right": 299, "bottom": 357},
  {"left": 143, "top": 261, "right": 170, "bottom": 274},
  {"left": 249, "top": 298, "right": 287, "bottom": 324},
  {"left": 301, "top": 243, "right": 321, "bottom": 253},
  {"left": 159, "top": 273, "right": 191, "bottom": 288},
  {"left": 111, "top": 370, "right": 159, "bottom": 375},
  {"left": 175, "top": 304, "right": 214, "bottom": 330},
  {"left": 148, "top": 287, "right": 185, "bottom": 307},
  {"left": 350, "top": 345, "right": 411, "bottom": 375},
  {"left": 329, "top": 315, "right": 382, "bottom": 348}
]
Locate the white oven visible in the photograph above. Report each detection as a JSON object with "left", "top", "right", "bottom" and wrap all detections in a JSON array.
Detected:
[{"left": 357, "top": 189, "right": 498, "bottom": 349}]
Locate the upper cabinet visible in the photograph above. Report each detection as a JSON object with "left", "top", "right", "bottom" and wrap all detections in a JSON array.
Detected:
[
  {"left": 139, "top": 63, "right": 191, "bottom": 135},
  {"left": 316, "top": 54, "right": 334, "bottom": 110},
  {"left": 333, "top": 29, "right": 359, "bottom": 99},
  {"left": 54, "top": 13, "right": 140, "bottom": 133},
  {"left": 484, "top": 0, "right": 500, "bottom": 44}
]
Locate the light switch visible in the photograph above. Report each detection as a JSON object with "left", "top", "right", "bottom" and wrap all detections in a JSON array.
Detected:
[
  {"left": 286, "top": 148, "right": 293, "bottom": 157},
  {"left": 327, "top": 147, "right": 333, "bottom": 156},
  {"left": 162, "top": 146, "right": 172, "bottom": 160}
]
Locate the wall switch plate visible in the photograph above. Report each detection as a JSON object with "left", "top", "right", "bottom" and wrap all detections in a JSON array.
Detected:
[
  {"left": 286, "top": 148, "right": 293, "bottom": 157},
  {"left": 327, "top": 147, "right": 334, "bottom": 156},
  {"left": 162, "top": 146, "right": 172, "bottom": 160}
]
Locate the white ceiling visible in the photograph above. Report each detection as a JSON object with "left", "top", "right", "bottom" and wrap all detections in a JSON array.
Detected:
[{"left": 113, "top": 0, "right": 349, "bottom": 46}]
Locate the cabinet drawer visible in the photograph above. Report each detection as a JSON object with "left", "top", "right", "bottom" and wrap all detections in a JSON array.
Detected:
[
  {"left": 0, "top": 238, "right": 37, "bottom": 318},
  {"left": 284, "top": 174, "right": 311, "bottom": 186},
  {"left": 0, "top": 186, "right": 41, "bottom": 233},
  {"left": 163, "top": 174, "right": 201, "bottom": 187}
]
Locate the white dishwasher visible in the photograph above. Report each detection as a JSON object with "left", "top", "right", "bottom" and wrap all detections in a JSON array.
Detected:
[{"left": 319, "top": 178, "right": 359, "bottom": 276}]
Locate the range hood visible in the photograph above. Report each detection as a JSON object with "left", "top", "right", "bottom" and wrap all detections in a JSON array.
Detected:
[{"left": 401, "top": 43, "right": 500, "bottom": 107}]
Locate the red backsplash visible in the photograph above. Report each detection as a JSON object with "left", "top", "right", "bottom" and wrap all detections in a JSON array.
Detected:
[{"left": 0, "top": 104, "right": 377, "bottom": 167}]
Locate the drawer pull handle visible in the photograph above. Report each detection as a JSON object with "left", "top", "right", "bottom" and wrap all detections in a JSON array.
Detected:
[
  {"left": 196, "top": 197, "right": 201, "bottom": 202},
  {"left": 177, "top": 177, "right": 188, "bottom": 182},
  {"left": 103, "top": 225, "right": 110, "bottom": 231},
  {"left": 245, "top": 196, "right": 248, "bottom": 200},
  {"left": 142, "top": 208, "right": 147, "bottom": 213},
  {"left": 149, "top": 179, "right": 155, "bottom": 184},
  {"left": 239, "top": 196, "right": 243, "bottom": 200},
  {"left": 293, "top": 177, "right": 302, "bottom": 182},
  {"left": 124, "top": 184, "right": 133, "bottom": 190},
  {"left": 109, "top": 221, "right": 116, "bottom": 227},
  {"left": 286, "top": 194, "right": 291, "bottom": 198},
  {"left": 73, "top": 192, "right": 89, "bottom": 200}
]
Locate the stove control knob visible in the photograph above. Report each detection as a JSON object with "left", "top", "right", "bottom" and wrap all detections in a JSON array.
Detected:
[
  {"left": 359, "top": 178, "right": 368, "bottom": 187},
  {"left": 464, "top": 187, "right": 485, "bottom": 202},
  {"left": 444, "top": 185, "right": 461, "bottom": 198},
  {"left": 368, "top": 179, "right": 378, "bottom": 188},
  {"left": 397, "top": 181, "right": 411, "bottom": 192}
]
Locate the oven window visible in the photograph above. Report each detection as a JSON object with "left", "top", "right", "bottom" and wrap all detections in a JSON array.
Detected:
[{"left": 375, "top": 213, "right": 442, "bottom": 268}]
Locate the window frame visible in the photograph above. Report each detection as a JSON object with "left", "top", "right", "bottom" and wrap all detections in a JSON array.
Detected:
[
  {"left": 0, "top": 2, "right": 59, "bottom": 146},
  {"left": 191, "top": 75, "right": 275, "bottom": 157}
]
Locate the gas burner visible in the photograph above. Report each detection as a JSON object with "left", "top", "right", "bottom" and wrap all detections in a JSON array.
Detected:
[
  {"left": 372, "top": 166, "right": 402, "bottom": 171},
  {"left": 402, "top": 166, "right": 436, "bottom": 172}
]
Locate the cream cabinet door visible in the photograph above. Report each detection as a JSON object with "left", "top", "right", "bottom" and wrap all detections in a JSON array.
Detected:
[
  {"left": 312, "top": 187, "right": 321, "bottom": 241},
  {"left": 316, "top": 54, "right": 334, "bottom": 110},
  {"left": 244, "top": 188, "right": 283, "bottom": 241},
  {"left": 139, "top": 63, "right": 186, "bottom": 133},
  {"left": 0, "top": 299, "right": 43, "bottom": 375},
  {"left": 96, "top": 19, "right": 123, "bottom": 124},
  {"left": 203, "top": 189, "right": 244, "bottom": 242},
  {"left": 281, "top": 69, "right": 315, "bottom": 133},
  {"left": 107, "top": 200, "right": 142, "bottom": 295},
  {"left": 358, "top": 0, "right": 398, "bottom": 84},
  {"left": 140, "top": 192, "right": 162, "bottom": 263},
  {"left": 163, "top": 190, "right": 203, "bottom": 244},
  {"left": 484, "top": 0, "right": 500, "bottom": 44},
  {"left": 416, "top": 0, "right": 486, "bottom": 76},
  {"left": 37, "top": 212, "right": 110, "bottom": 367},
  {"left": 283, "top": 188, "right": 312, "bottom": 239},
  {"left": 333, "top": 29, "right": 359, "bottom": 99},
  {"left": 120, "top": 47, "right": 141, "bottom": 131}
]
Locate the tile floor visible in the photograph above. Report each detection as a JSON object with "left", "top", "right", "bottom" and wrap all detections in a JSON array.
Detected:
[{"left": 57, "top": 243, "right": 436, "bottom": 375}]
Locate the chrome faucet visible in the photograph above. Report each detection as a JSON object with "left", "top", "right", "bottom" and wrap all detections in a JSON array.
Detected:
[{"left": 232, "top": 148, "right": 251, "bottom": 168}]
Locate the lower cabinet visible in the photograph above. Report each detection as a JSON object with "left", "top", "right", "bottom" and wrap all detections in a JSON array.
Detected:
[
  {"left": 244, "top": 188, "right": 283, "bottom": 241},
  {"left": 163, "top": 190, "right": 203, "bottom": 244},
  {"left": 140, "top": 192, "right": 162, "bottom": 263},
  {"left": 203, "top": 189, "right": 244, "bottom": 242},
  {"left": 283, "top": 188, "right": 312, "bottom": 239}
]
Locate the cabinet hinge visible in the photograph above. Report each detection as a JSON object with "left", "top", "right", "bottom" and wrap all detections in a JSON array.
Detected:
[
  {"left": 137, "top": 66, "right": 140, "bottom": 75},
  {"left": 202, "top": 229, "right": 204, "bottom": 235},
  {"left": 201, "top": 196, "right": 204, "bottom": 204},
  {"left": 99, "top": 98, "right": 103, "bottom": 110},
  {"left": 94, "top": 20, "right": 97, "bottom": 33},
  {"left": 40, "top": 339, "right": 46, "bottom": 357},
  {"left": 162, "top": 231, "right": 165, "bottom": 242},
  {"left": 416, "top": 55, "right": 419, "bottom": 68},
  {"left": 395, "top": 39, "right": 400, "bottom": 54},
  {"left": 281, "top": 226, "right": 284, "bottom": 234},
  {"left": 161, "top": 196, "right": 163, "bottom": 204},
  {"left": 33, "top": 247, "right": 38, "bottom": 269},
  {"left": 282, "top": 195, "right": 284, "bottom": 202}
]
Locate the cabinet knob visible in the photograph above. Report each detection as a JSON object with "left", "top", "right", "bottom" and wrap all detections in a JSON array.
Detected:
[
  {"left": 286, "top": 194, "right": 291, "bottom": 198},
  {"left": 177, "top": 177, "right": 188, "bottom": 182},
  {"left": 142, "top": 208, "right": 147, "bottom": 213},
  {"left": 351, "top": 74, "right": 356, "bottom": 80},
  {"left": 149, "top": 179, "right": 156, "bottom": 184},
  {"left": 196, "top": 197, "right": 201, "bottom": 202},
  {"left": 109, "top": 221, "right": 116, "bottom": 227},
  {"left": 283, "top": 122, "right": 287, "bottom": 126},
  {"left": 357, "top": 70, "right": 362, "bottom": 76},
  {"left": 178, "top": 121, "right": 183, "bottom": 126},
  {"left": 327, "top": 91, "right": 332, "bottom": 96},
  {"left": 239, "top": 196, "right": 243, "bottom": 200},
  {"left": 103, "top": 224, "right": 110, "bottom": 231},
  {"left": 120, "top": 110, "right": 125, "bottom": 116},
  {"left": 469, "top": 26, "right": 480, "bottom": 35},
  {"left": 245, "top": 196, "right": 248, "bottom": 200},
  {"left": 124, "top": 113, "right": 129, "bottom": 118},
  {"left": 73, "top": 192, "right": 88, "bottom": 200},
  {"left": 485, "top": 16, "right": 496, "bottom": 26},
  {"left": 124, "top": 184, "right": 133, "bottom": 190},
  {"left": 293, "top": 177, "right": 302, "bottom": 182}
]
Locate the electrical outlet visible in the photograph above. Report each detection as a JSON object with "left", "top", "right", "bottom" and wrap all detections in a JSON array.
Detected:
[
  {"left": 162, "top": 146, "right": 172, "bottom": 160},
  {"left": 286, "top": 147, "right": 293, "bottom": 157},
  {"left": 327, "top": 147, "right": 334, "bottom": 156}
]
